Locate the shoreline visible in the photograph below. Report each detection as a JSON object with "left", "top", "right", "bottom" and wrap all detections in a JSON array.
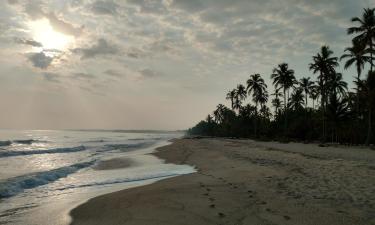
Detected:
[{"left": 70, "top": 137, "right": 375, "bottom": 225}]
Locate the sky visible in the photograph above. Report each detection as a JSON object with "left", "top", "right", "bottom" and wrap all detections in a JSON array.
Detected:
[{"left": 0, "top": 0, "right": 373, "bottom": 130}]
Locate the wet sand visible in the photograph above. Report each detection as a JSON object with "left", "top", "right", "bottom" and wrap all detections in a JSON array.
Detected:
[{"left": 70, "top": 138, "right": 375, "bottom": 225}]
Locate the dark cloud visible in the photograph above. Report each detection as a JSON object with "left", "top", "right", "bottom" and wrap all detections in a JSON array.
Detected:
[
  {"left": 26, "top": 51, "right": 53, "bottom": 69},
  {"left": 72, "top": 38, "right": 119, "bottom": 59},
  {"left": 14, "top": 37, "right": 42, "bottom": 47},
  {"left": 90, "top": 0, "right": 119, "bottom": 15}
]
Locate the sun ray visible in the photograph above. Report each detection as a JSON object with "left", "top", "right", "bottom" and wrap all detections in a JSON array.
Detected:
[{"left": 28, "top": 19, "right": 74, "bottom": 51}]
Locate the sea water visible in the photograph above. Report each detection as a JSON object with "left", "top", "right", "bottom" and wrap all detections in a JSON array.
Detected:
[{"left": 0, "top": 129, "right": 195, "bottom": 225}]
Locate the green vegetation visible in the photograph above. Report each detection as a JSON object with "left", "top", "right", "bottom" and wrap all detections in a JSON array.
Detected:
[{"left": 188, "top": 8, "right": 375, "bottom": 145}]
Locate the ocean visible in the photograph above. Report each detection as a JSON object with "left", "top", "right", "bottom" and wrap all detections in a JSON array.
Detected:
[{"left": 0, "top": 129, "right": 195, "bottom": 225}]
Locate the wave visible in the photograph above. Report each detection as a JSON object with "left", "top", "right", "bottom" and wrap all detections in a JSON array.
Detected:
[
  {"left": 54, "top": 172, "right": 183, "bottom": 191},
  {"left": 104, "top": 142, "right": 152, "bottom": 151},
  {"left": 0, "top": 161, "right": 95, "bottom": 198},
  {"left": 0, "top": 140, "right": 12, "bottom": 147},
  {"left": 0, "top": 139, "right": 45, "bottom": 147},
  {"left": 0, "top": 146, "right": 86, "bottom": 158},
  {"left": 13, "top": 139, "right": 35, "bottom": 144}
]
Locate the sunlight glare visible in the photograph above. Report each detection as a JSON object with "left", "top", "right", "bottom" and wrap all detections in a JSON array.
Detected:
[{"left": 29, "top": 19, "right": 74, "bottom": 51}]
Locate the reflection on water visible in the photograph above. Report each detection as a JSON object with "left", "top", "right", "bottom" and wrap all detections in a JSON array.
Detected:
[{"left": 0, "top": 130, "right": 195, "bottom": 225}]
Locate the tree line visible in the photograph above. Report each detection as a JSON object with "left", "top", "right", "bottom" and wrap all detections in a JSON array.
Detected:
[{"left": 188, "top": 8, "right": 375, "bottom": 146}]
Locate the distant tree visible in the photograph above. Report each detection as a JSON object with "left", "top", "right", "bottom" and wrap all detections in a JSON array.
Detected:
[
  {"left": 271, "top": 63, "right": 296, "bottom": 135},
  {"left": 213, "top": 104, "right": 226, "bottom": 124},
  {"left": 299, "top": 77, "right": 314, "bottom": 109},
  {"left": 328, "top": 72, "right": 348, "bottom": 98},
  {"left": 347, "top": 8, "right": 375, "bottom": 72},
  {"left": 246, "top": 74, "right": 267, "bottom": 137},
  {"left": 341, "top": 40, "right": 370, "bottom": 113},
  {"left": 309, "top": 46, "right": 339, "bottom": 141},
  {"left": 309, "top": 84, "right": 320, "bottom": 109},
  {"left": 226, "top": 89, "right": 236, "bottom": 109},
  {"left": 365, "top": 71, "right": 375, "bottom": 145},
  {"left": 326, "top": 94, "right": 351, "bottom": 143},
  {"left": 289, "top": 88, "right": 304, "bottom": 111}
]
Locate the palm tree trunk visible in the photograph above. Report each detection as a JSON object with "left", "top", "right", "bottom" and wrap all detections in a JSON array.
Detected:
[
  {"left": 254, "top": 103, "right": 258, "bottom": 137},
  {"left": 283, "top": 88, "right": 287, "bottom": 137},
  {"left": 370, "top": 41, "right": 373, "bottom": 73},
  {"left": 365, "top": 107, "right": 372, "bottom": 146}
]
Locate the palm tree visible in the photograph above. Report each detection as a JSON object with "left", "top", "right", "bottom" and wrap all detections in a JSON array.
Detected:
[
  {"left": 226, "top": 89, "right": 236, "bottom": 110},
  {"left": 341, "top": 40, "right": 370, "bottom": 113},
  {"left": 299, "top": 77, "right": 314, "bottom": 109},
  {"left": 213, "top": 104, "right": 226, "bottom": 124},
  {"left": 365, "top": 71, "right": 375, "bottom": 145},
  {"left": 289, "top": 88, "right": 304, "bottom": 111},
  {"left": 271, "top": 88, "right": 283, "bottom": 117},
  {"left": 309, "top": 84, "right": 320, "bottom": 109},
  {"left": 271, "top": 63, "right": 296, "bottom": 135},
  {"left": 236, "top": 84, "right": 247, "bottom": 101},
  {"left": 347, "top": 8, "right": 375, "bottom": 72},
  {"left": 309, "top": 46, "right": 338, "bottom": 141},
  {"left": 326, "top": 94, "right": 351, "bottom": 143},
  {"left": 232, "top": 84, "right": 247, "bottom": 111},
  {"left": 341, "top": 40, "right": 370, "bottom": 80},
  {"left": 328, "top": 72, "right": 348, "bottom": 98},
  {"left": 260, "top": 105, "right": 272, "bottom": 120},
  {"left": 246, "top": 73, "right": 267, "bottom": 137}
]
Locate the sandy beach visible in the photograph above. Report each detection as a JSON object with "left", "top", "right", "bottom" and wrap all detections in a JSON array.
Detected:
[{"left": 70, "top": 138, "right": 375, "bottom": 225}]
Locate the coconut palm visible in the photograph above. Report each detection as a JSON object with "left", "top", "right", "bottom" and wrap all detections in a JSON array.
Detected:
[
  {"left": 309, "top": 46, "right": 338, "bottom": 141},
  {"left": 226, "top": 89, "right": 236, "bottom": 110},
  {"left": 271, "top": 63, "right": 296, "bottom": 135},
  {"left": 309, "top": 84, "right": 320, "bottom": 109},
  {"left": 328, "top": 72, "right": 348, "bottom": 98},
  {"left": 299, "top": 77, "right": 314, "bottom": 109},
  {"left": 236, "top": 84, "right": 247, "bottom": 101},
  {"left": 341, "top": 40, "right": 370, "bottom": 80},
  {"left": 341, "top": 40, "right": 370, "bottom": 113},
  {"left": 347, "top": 8, "right": 375, "bottom": 72},
  {"left": 271, "top": 88, "right": 283, "bottom": 117},
  {"left": 246, "top": 73, "right": 267, "bottom": 136},
  {"left": 213, "top": 104, "right": 226, "bottom": 124},
  {"left": 365, "top": 71, "right": 375, "bottom": 145},
  {"left": 326, "top": 94, "right": 351, "bottom": 143},
  {"left": 271, "top": 98, "right": 281, "bottom": 116},
  {"left": 289, "top": 88, "right": 304, "bottom": 111},
  {"left": 260, "top": 105, "right": 272, "bottom": 120}
]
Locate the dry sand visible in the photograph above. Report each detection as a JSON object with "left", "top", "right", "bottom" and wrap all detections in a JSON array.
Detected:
[{"left": 70, "top": 138, "right": 375, "bottom": 225}]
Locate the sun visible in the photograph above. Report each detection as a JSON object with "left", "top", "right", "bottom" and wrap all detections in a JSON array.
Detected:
[{"left": 28, "top": 19, "right": 74, "bottom": 51}]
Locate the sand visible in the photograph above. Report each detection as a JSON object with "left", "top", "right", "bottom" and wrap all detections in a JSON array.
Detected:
[{"left": 70, "top": 138, "right": 375, "bottom": 225}]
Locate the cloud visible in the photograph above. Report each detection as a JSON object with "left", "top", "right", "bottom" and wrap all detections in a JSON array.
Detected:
[
  {"left": 72, "top": 72, "right": 95, "bottom": 80},
  {"left": 14, "top": 37, "right": 42, "bottom": 47},
  {"left": 44, "top": 12, "right": 83, "bottom": 37},
  {"left": 104, "top": 69, "right": 123, "bottom": 77},
  {"left": 17, "top": 1, "right": 83, "bottom": 36},
  {"left": 139, "top": 68, "right": 158, "bottom": 78},
  {"left": 26, "top": 51, "right": 53, "bottom": 69},
  {"left": 90, "top": 0, "right": 119, "bottom": 16},
  {"left": 72, "top": 38, "right": 119, "bottom": 59},
  {"left": 42, "top": 72, "right": 60, "bottom": 83}
]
